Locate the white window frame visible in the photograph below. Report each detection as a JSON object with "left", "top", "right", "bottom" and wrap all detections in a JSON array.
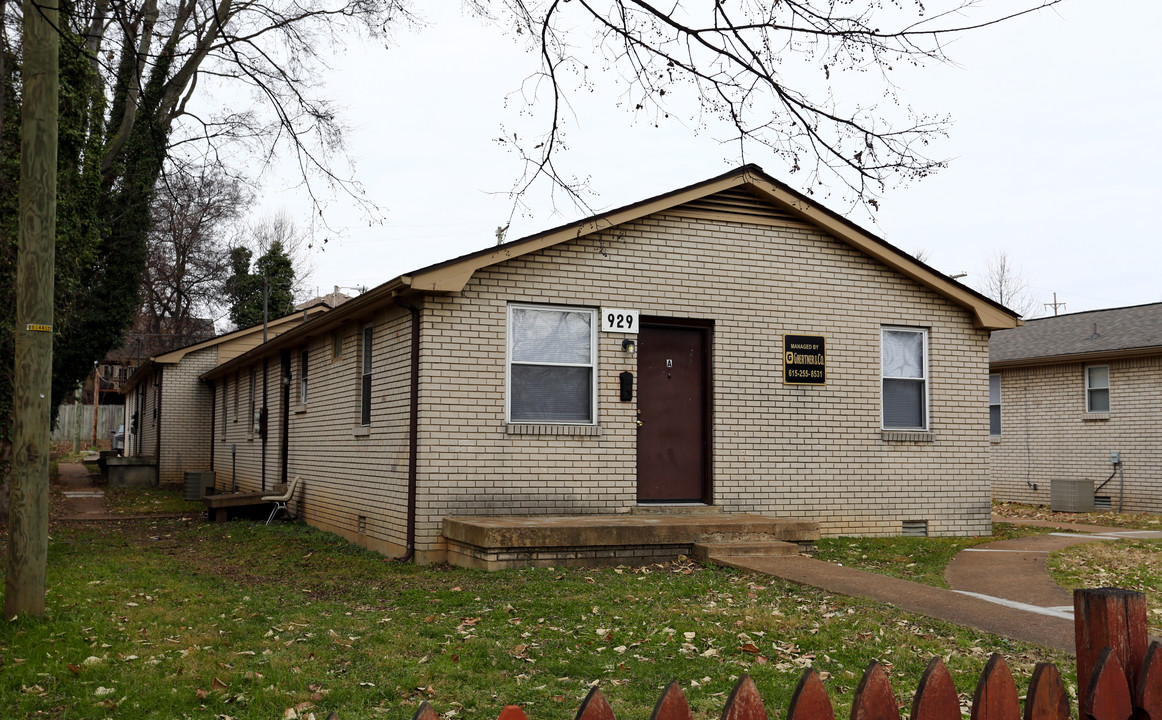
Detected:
[
  {"left": 1086, "top": 365, "right": 1110, "bottom": 413},
  {"left": 360, "top": 326, "right": 373, "bottom": 426},
  {"left": 506, "top": 303, "right": 599, "bottom": 425},
  {"left": 881, "top": 326, "right": 929, "bottom": 431},
  {"left": 989, "top": 373, "right": 1001, "bottom": 436}
]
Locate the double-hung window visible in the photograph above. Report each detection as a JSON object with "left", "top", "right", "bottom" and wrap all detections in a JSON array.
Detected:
[
  {"left": 881, "top": 327, "right": 928, "bottom": 430},
  {"left": 299, "top": 349, "right": 309, "bottom": 405},
  {"left": 508, "top": 304, "right": 597, "bottom": 424},
  {"left": 249, "top": 368, "right": 258, "bottom": 434},
  {"left": 360, "top": 327, "right": 373, "bottom": 426},
  {"left": 989, "top": 374, "right": 1001, "bottom": 436},
  {"left": 1086, "top": 365, "right": 1110, "bottom": 413}
]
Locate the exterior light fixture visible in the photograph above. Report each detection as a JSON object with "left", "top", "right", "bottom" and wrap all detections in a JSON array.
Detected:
[{"left": 622, "top": 339, "right": 637, "bottom": 354}]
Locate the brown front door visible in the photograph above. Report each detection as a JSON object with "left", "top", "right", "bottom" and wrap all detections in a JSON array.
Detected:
[{"left": 636, "top": 322, "right": 710, "bottom": 502}]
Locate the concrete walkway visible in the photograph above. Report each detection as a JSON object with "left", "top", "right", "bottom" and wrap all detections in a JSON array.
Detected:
[
  {"left": 719, "top": 516, "right": 1162, "bottom": 653},
  {"left": 57, "top": 461, "right": 112, "bottom": 520}
]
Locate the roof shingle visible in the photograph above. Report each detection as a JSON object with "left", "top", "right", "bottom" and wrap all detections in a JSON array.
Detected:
[{"left": 990, "top": 302, "right": 1162, "bottom": 365}]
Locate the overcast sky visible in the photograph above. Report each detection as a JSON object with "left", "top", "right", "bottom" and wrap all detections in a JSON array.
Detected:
[{"left": 248, "top": 1, "right": 1161, "bottom": 319}]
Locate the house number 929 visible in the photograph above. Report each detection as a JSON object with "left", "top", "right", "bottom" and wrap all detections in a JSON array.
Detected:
[{"left": 601, "top": 309, "right": 639, "bottom": 333}]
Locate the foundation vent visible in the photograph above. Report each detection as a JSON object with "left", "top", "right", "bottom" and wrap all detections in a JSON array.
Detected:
[
  {"left": 357, "top": 515, "right": 368, "bottom": 534},
  {"left": 901, "top": 520, "right": 928, "bottom": 537},
  {"left": 1094, "top": 496, "right": 1112, "bottom": 511}
]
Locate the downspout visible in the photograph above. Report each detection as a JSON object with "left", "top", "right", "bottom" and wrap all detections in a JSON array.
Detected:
[
  {"left": 261, "top": 357, "right": 268, "bottom": 491},
  {"left": 208, "top": 380, "right": 216, "bottom": 473},
  {"left": 393, "top": 297, "right": 421, "bottom": 562},
  {"left": 279, "top": 351, "right": 291, "bottom": 487},
  {"left": 154, "top": 366, "right": 163, "bottom": 487}
]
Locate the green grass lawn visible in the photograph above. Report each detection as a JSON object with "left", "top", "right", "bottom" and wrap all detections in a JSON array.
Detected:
[
  {"left": 0, "top": 517, "right": 1075, "bottom": 720},
  {"left": 103, "top": 486, "right": 205, "bottom": 515},
  {"left": 813, "top": 522, "right": 1047, "bottom": 588}
]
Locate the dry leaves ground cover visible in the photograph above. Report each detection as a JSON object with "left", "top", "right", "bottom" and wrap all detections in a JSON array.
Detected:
[
  {"left": 993, "top": 502, "right": 1162, "bottom": 531},
  {"left": 1048, "top": 541, "right": 1162, "bottom": 636},
  {"left": 0, "top": 493, "right": 1076, "bottom": 720}
]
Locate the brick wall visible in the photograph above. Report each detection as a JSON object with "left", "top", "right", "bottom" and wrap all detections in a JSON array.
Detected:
[
  {"left": 212, "top": 358, "right": 282, "bottom": 494},
  {"left": 210, "top": 309, "right": 414, "bottom": 553},
  {"left": 990, "top": 356, "right": 1162, "bottom": 513},
  {"left": 211, "top": 204, "right": 995, "bottom": 561},
  {"left": 412, "top": 211, "right": 992, "bottom": 556},
  {"left": 157, "top": 348, "right": 217, "bottom": 485}
]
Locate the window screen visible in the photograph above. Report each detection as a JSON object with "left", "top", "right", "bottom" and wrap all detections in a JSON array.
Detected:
[
  {"left": 361, "top": 327, "right": 373, "bottom": 426},
  {"left": 989, "top": 374, "right": 1001, "bottom": 435},
  {"left": 509, "top": 305, "right": 596, "bottom": 423},
  {"left": 1086, "top": 366, "right": 1109, "bottom": 413},
  {"left": 882, "top": 328, "right": 928, "bottom": 430}
]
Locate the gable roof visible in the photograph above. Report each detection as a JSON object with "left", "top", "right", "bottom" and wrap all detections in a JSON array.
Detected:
[
  {"left": 406, "top": 165, "right": 1017, "bottom": 329},
  {"left": 990, "top": 302, "right": 1162, "bottom": 368},
  {"left": 203, "top": 165, "right": 1019, "bottom": 382}
]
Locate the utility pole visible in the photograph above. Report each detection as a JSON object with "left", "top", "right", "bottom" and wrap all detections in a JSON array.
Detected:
[
  {"left": 91, "top": 361, "right": 100, "bottom": 445},
  {"left": 1044, "top": 292, "right": 1066, "bottom": 317},
  {"left": 6, "top": 0, "right": 59, "bottom": 618}
]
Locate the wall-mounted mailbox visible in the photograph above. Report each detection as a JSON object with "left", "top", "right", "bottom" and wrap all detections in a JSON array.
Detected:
[{"left": 619, "top": 371, "right": 633, "bottom": 402}]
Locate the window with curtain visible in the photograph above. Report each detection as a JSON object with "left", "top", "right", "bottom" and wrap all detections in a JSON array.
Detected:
[
  {"left": 881, "top": 327, "right": 928, "bottom": 430},
  {"left": 1086, "top": 365, "right": 1109, "bottom": 413},
  {"left": 361, "top": 326, "right": 373, "bottom": 426},
  {"left": 508, "top": 305, "right": 597, "bottom": 424},
  {"left": 989, "top": 374, "right": 1001, "bottom": 435}
]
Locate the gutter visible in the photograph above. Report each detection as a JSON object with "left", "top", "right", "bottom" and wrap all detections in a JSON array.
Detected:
[{"left": 392, "top": 296, "right": 422, "bottom": 563}]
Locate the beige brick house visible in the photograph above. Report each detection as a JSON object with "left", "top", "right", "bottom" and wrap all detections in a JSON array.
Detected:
[
  {"left": 122, "top": 305, "right": 333, "bottom": 485},
  {"left": 199, "top": 165, "right": 1018, "bottom": 563},
  {"left": 989, "top": 302, "right": 1162, "bottom": 513}
]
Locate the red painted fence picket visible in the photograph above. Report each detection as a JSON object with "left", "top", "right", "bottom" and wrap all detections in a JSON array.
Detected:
[{"left": 405, "top": 589, "right": 1160, "bottom": 720}]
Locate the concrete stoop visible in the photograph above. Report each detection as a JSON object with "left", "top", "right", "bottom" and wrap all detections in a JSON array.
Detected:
[
  {"left": 692, "top": 540, "right": 801, "bottom": 563},
  {"left": 442, "top": 512, "right": 819, "bottom": 570}
]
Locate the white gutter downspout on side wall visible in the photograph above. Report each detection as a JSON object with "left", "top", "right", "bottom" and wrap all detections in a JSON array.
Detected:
[{"left": 392, "top": 297, "right": 421, "bottom": 562}]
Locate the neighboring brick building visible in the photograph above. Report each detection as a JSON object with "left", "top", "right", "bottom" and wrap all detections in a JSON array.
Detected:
[
  {"left": 989, "top": 302, "right": 1162, "bottom": 513},
  {"left": 122, "top": 304, "right": 335, "bottom": 485},
  {"left": 200, "top": 165, "right": 1018, "bottom": 563}
]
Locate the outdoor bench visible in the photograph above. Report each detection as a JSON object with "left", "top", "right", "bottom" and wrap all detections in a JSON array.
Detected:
[{"left": 202, "top": 485, "right": 284, "bottom": 523}]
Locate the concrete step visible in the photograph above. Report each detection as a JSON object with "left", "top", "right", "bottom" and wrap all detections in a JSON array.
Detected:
[
  {"left": 629, "top": 504, "right": 724, "bottom": 516},
  {"left": 692, "top": 540, "right": 801, "bottom": 562}
]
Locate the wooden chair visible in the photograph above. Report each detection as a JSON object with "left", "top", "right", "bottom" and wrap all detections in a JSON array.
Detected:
[{"left": 262, "top": 475, "right": 302, "bottom": 525}]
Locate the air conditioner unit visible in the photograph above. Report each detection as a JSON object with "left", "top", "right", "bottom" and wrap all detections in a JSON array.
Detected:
[
  {"left": 1051, "top": 478, "right": 1095, "bottom": 512},
  {"left": 183, "top": 471, "right": 217, "bottom": 501}
]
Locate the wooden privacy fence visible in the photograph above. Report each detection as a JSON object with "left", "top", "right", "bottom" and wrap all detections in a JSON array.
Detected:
[{"left": 406, "top": 588, "right": 1161, "bottom": 720}]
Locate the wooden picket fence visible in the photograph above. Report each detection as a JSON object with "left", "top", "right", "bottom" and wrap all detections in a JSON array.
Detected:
[{"left": 402, "top": 588, "right": 1161, "bottom": 720}]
